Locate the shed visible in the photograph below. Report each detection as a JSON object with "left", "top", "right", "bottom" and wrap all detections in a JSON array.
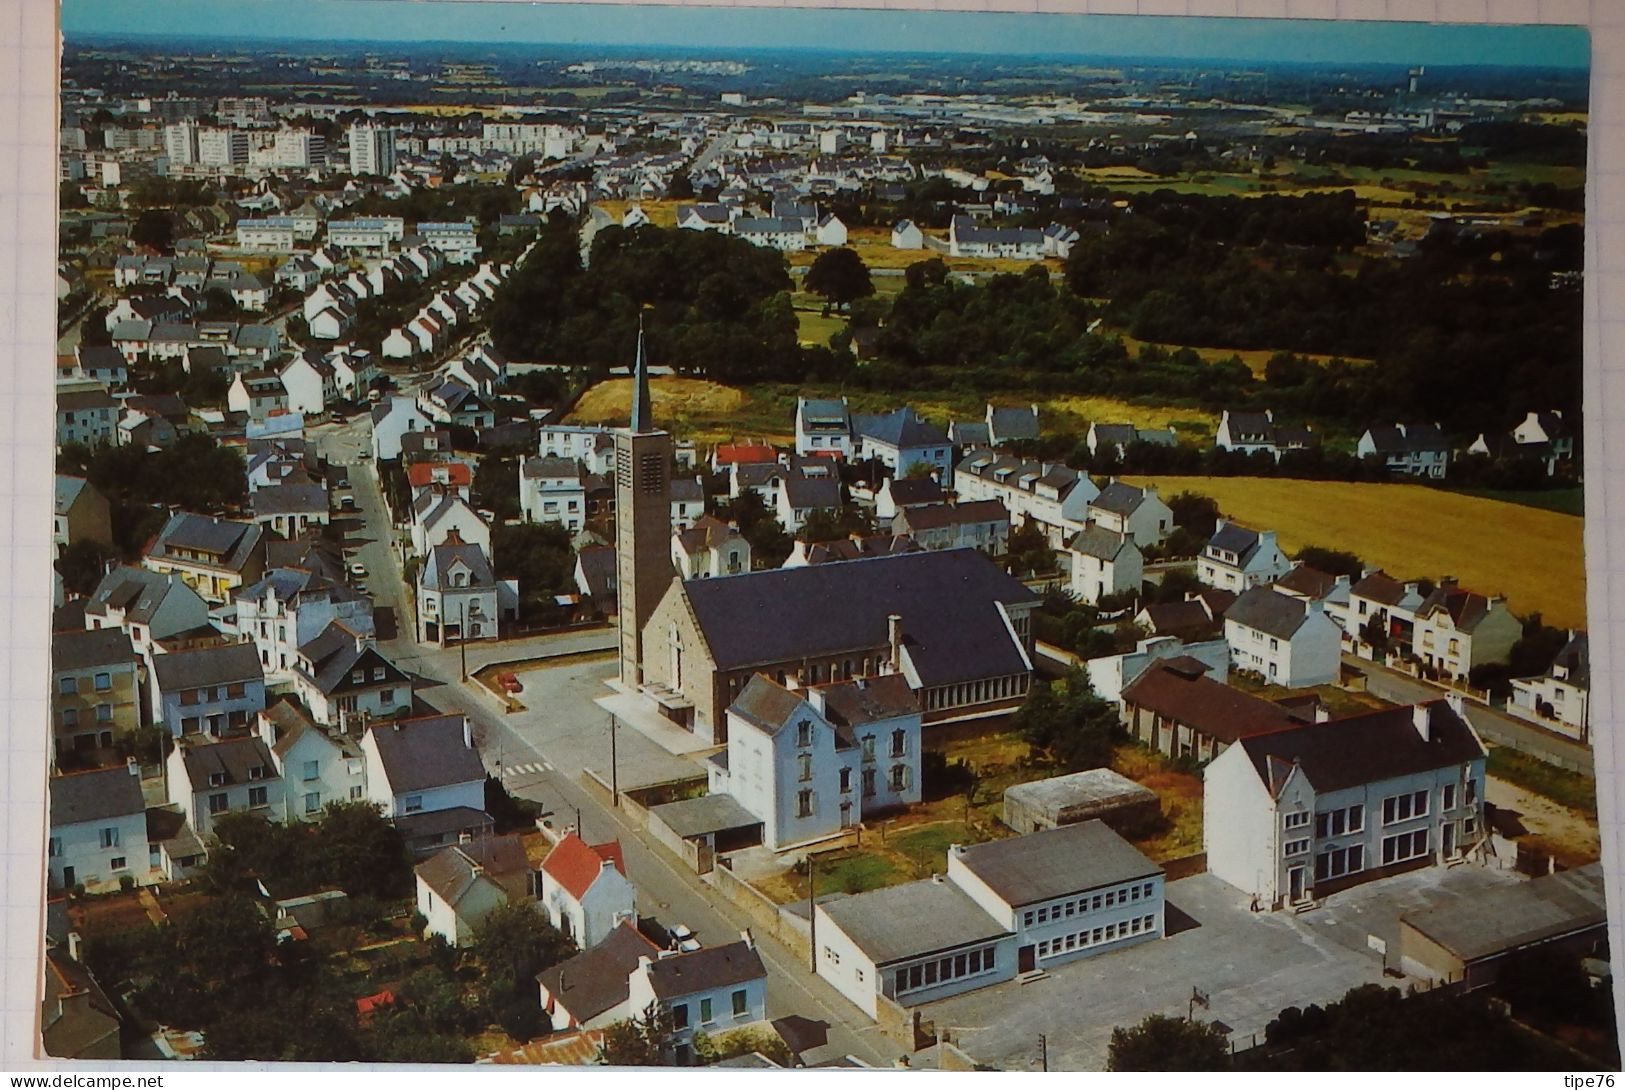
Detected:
[{"left": 1001, "top": 768, "right": 1160, "bottom": 835}]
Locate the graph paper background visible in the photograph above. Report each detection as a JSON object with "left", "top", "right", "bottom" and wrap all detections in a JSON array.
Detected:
[{"left": 1, "top": 0, "right": 1621, "bottom": 1070}]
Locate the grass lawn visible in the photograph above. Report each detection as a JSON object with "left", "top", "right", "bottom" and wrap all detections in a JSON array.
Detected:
[
  {"left": 1444, "top": 486, "right": 1585, "bottom": 518},
  {"left": 1226, "top": 674, "right": 1394, "bottom": 718},
  {"left": 1122, "top": 475, "right": 1586, "bottom": 629},
  {"left": 794, "top": 306, "right": 847, "bottom": 347},
  {"left": 1486, "top": 747, "right": 1597, "bottom": 818},
  {"left": 1097, "top": 322, "right": 1373, "bottom": 379}
]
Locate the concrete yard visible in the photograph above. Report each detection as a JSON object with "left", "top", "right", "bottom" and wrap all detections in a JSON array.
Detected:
[{"left": 921, "top": 864, "right": 1526, "bottom": 1071}]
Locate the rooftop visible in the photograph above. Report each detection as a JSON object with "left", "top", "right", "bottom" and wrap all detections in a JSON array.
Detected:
[
  {"left": 818, "top": 878, "right": 1007, "bottom": 966},
  {"left": 952, "top": 820, "right": 1162, "bottom": 907}
]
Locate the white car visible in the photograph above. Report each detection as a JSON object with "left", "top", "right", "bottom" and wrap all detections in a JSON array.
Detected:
[
  {"left": 668, "top": 924, "right": 700, "bottom": 953},
  {"left": 349, "top": 562, "right": 367, "bottom": 577}
]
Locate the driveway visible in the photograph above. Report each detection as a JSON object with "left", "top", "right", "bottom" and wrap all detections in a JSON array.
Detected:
[{"left": 920, "top": 864, "right": 1525, "bottom": 1071}]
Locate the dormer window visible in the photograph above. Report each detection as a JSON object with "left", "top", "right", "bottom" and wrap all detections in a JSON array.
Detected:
[
  {"left": 248, "top": 765, "right": 266, "bottom": 781},
  {"left": 208, "top": 772, "right": 226, "bottom": 787}
]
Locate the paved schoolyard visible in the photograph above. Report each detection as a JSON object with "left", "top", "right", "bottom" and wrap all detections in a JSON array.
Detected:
[{"left": 921, "top": 864, "right": 1524, "bottom": 1072}]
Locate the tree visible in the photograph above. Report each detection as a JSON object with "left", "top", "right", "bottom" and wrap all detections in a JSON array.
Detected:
[
  {"left": 130, "top": 208, "right": 175, "bottom": 253},
  {"left": 601, "top": 1002, "right": 676, "bottom": 1066},
  {"left": 471, "top": 902, "right": 575, "bottom": 1001},
  {"left": 1166, "top": 492, "right": 1221, "bottom": 538},
  {"left": 904, "top": 461, "right": 938, "bottom": 480},
  {"left": 1294, "top": 545, "right": 1364, "bottom": 579},
  {"left": 803, "top": 247, "right": 874, "bottom": 316},
  {"left": 1013, "top": 668, "right": 1120, "bottom": 771},
  {"left": 1107, "top": 1013, "right": 1231, "bottom": 1071},
  {"left": 55, "top": 538, "right": 114, "bottom": 596}
]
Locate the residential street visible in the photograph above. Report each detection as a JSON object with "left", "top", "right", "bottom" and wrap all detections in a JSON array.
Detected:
[
  {"left": 1342, "top": 653, "right": 1593, "bottom": 775},
  {"left": 325, "top": 422, "right": 897, "bottom": 1067}
]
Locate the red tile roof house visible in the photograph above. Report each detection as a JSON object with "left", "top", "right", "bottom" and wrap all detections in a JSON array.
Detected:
[
  {"left": 539, "top": 833, "right": 636, "bottom": 950},
  {"left": 710, "top": 442, "right": 778, "bottom": 472}
]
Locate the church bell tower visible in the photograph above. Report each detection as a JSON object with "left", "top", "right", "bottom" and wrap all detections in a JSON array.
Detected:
[{"left": 613, "top": 321, "right": 672, "bottom": 687}]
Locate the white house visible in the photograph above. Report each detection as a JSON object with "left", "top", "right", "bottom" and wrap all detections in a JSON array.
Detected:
[
  {"left": 953, "top": 453, "right": 1099, "bottom": 550},
  {"left": 851, "top": 408, "right": 952, "bottom": 476},
  {"left": 815, "top": 213, "right": 848, "bottom": 247},
  {"left": 227, "top": 373, "right": 289, "bottom": 421},
  {"left": 709, "top": 674, "right": 922, "bottom": 851},
  {"left": 1214, "top": 409, "right": 1315, "bottom": 462},
  {"left": 536, "top": 424, "right": 616, "bottom": 474},
  {"left": 794, "top": 397, "right": 852, "bottom": 459},
  {"left": 370, "top": 396, "right": 434, "bottom": 461},
  {"left": 416, "top": 535, "right": 499, "bottom": 646},
  {"left": 228, "top": 274, "right": 271, "bottom": 312},
  {"left": 670, "top": 476, "right": 705, "bottom": 530},
  {"left": 48, "top": 764, "right": 149, "bottom": 892},
  {"left": 538, "top": 922, "right": 664, "bottom": 1033},
  {"left": 1197, "top": 519, "right": 1291, "bottom": 592},
  {"left": 672, "top": 516, "right": 751, "bottom": 580},
  {"left": 519, "top": 456, "right": 589, "bottom": 531},
  {"left": 1346, "top": 570, "right": 1427, "bottom": 660},
  {"left": 233, "top": 566, "right": 374, "bottom": 680},
  {"left": 278, "top": 351, "right": 339, "bottom": 417},
  {"left": 1410, "top": 579, "right": 1522, "bottom": 682},
  {"left": 538, "top": 833, "right": 636, "bottom": 950},
  {"left": 1272, "top": 565, "right": 1353, "bottom": 633},
  {"left": 165, "top": 734, "right": 284, "bottom": 837},
  {"left": 1224, "top": 585, "right": 1343, "bottom": 688},
  {"left": 412, "top": 491, "right": 491, "bottom": 557},
  {"left": 415, "top": 834, "right": 536, "bottom": 947},
  {"left": 1087, "top": 481, "right": 1173, "bottom": 548},
  {"left": 891, "top": 220, "right": 924, "bottom": 250},
  {"left": 1066, "top": 522, "right": 1143, "bottom": 606},
  {"left": 256, "top": 701, "right": 367, "bottom": 822},
  {"left": 307, "top": 305, "right": 355, "bottom": 342},
  {"left": 1356, "top": 423, "right": 1450, "bottom": 479},
  {"left": 624, "top": 937, "right": 769, "bottom": 1064},
  {"left": 84, "top": 565, "right": 211, "bottom": 660},
  {"left": 890, "top": 500, "right": 1010, "bottom": 557},
  {"left": 291, "top": 626, "right": 415, "bottom": 732},
  {"left": 360, "top": 713, "right": 487, "bottom": 825},
  {"left": 1204, "top": 698, "right": 1486, "bottom": 909},
  {"left": 775, "top": 466, "right": 843, "bottom": 535},
  {"left": 1085, "top": 635, "right": 1231, "bottom": 706},
  {"left": 1509, "top": 631, "right": 1589, "bottom": 741}
]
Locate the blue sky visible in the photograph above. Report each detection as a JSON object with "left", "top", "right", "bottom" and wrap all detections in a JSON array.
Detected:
[{"left": 62, "top": 1, "right": 1589, "bottom": 69}]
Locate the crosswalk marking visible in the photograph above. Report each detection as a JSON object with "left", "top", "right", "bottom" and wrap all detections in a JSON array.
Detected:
[{"left": 504, "top": 760, "right": 553, "bottom": 777}]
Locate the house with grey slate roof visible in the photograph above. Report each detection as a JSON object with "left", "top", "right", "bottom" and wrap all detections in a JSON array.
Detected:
[
  {"left": 1410, "top": 578, "right": 1522, "bottom": 682},
  {"left": 1066, "top": 521, "right": 1143, "bottom": 605},
  {"left": 165, "top": 733, "right": 283, "bottom": 836},
  {"left": 850, "top": 407, "right": 952, "bottom": 476},
  {"left": 416, "top": 531, "right": 499, "bottom": 646},
  {"left": 1509, "top": 630, "right": 1589, "bottom": 741},
  {"left": 291, "top": 623, "right": 413, "bottom": 729},
  {"left": 625, "top": 936, "right": 769, "bottom": 1063},
  {"left": 360, "top": 713, "right": 492, "bottom": 855},
  {"left": 48, "top": 763, "right": 149, "bottom": 892},
  {"left": 150, "top": 641, "right": 267, "bottom": 737},
  {"left": 1357, "top": 422, "right": 1451, "bottom": 479},
  {"left": 1224, "top": 584, "right": 1343, "bottom": 688},
  {"left": 1205, "top": 697, "right": 1486, "bottom": 909},
  {"left": 143, "top": 513, "right": 267, "bottom": 605},
  {"left": 794, "top": 396, "right": 852, "bottom": 459},
  {"left": 1197, "top": 518, "right": 1291, "bottom": 593}
]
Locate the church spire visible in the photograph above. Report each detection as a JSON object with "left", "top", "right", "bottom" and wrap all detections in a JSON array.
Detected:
[{"left": 630, "top": 314, "right": 651, "bottom": 432}]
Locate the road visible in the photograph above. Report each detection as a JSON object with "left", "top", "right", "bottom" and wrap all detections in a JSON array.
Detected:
[
  {"left": 688, "top": 129, "right": 735, "bottom": 176},
  {"left": 1342, "top": 653, "right": 1594, "bottom": 775},
  {"left": 326, "top": 418, "right": 897, "bottom": 1067}
]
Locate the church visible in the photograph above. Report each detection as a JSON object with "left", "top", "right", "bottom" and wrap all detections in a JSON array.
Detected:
[{"left": 611, "top": 334, "right": 1040, "bottom": 745}]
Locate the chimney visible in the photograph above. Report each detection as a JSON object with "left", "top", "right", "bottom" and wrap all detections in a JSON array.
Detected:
[
  {"left": 637, "top": 955, "right": 653, "bottom": 975},
  {"left": 741, "top": 928, "right": 755, "bottom": 949},
  {"left": 462, "top": 716, "right": 473, "bottom": 749},
  {"left": 127, "top": 756, "right": 140, "bottom": 777},
  {"left": 1412, "top": 702, "right": 1433, "bottom": 742},
  {"left": 949, "top": 843, "right": 967, "bottom": 858},
  {"left": 392, "top": 720, "right": 402, "bottom": 732},
  {"left": 1313, "top": 702, "right": 1331, "bottom": 724},
  {"left": 459, "top": 831, "right": 473, "bottom": 845},
  {"left": 888, "top": 614, "right": 903, "bottom": 672},
  {"left": 1445, "top": 691, "right": 1466, "bottom": 718},
  {"left": 1403, "top": 581, "right": 1420, "bottom": 598},
  {"left": 1259, "top": 530, "right": 1277, "bottom": 552}
]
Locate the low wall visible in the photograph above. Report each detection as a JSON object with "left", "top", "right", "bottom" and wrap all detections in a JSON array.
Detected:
[
  {"left": 707, "top": 863, "right": 812, "bottom": 965},
  {"left": 875, "top": 992, "right": 935, "bottom": 1053},
  {"left": 1161, "top": 852, "right": 1208, "bottom": 881}
]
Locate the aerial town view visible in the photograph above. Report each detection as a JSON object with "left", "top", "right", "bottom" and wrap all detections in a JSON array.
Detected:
[{"left": 41, "top": 0, "right": 1608, "bottom": 1071}]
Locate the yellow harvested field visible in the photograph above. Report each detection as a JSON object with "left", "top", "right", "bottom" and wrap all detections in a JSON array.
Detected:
[
  {"left": 1075, "top": 165, "right": 1160, "bottom": 179},
  {"left": 591, "top": 199, "right": 685, "bottom": 229},
  {"left": 1124, "top": 476, "right": 1586, "bottom": 628},
  {"left": 1042, "top": 396, "right": 1215, "bottom": 435},
  {"left": 1101, "top": 326, "right": 1371, "bottom": 377},
  {"left": 570, "top": 377, "right": 760, "bottom": 443}
]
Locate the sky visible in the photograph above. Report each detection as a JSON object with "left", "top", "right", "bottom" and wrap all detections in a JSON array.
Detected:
[{"left": 62, "top": 0, "right": 1590, "bottom": 70}]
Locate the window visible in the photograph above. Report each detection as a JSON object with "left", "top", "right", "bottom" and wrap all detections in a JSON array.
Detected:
[
  {"left": 94, "top": 672, "right": 111, "bottom": 691},
  {"left": 1382, "top": 830, "right": 1429, "bottom": 865},
  {"left": 797, "top": 753, "right": 813, "bottom": 783},
  {"left": 99, "top": 827, "right": 119, "bottom": 849},
  {"left": 700, "top": 998, "right": 714, "bottom": 1024},
  {"left": 59, "top": 677, "right": 76, "bottom": 695},
  {"left": 839, "top": 767, "right": 852, "bottom": 793},
  {"left": 404, "top": 795, "right": 424, "bottom": 814},
  {"left": 61, "top": 707, "right": 77, "bottom": 727},
  {"left": 1092, "top": 894, "right": 1103, "bottom": 911},
  {"left": 1106, "top": 924, "right": 1117, "bottom": 940},
  {"left": 797, "top": 789, "right": 814, "bottom": 819},
  {"left": 1283, "top": 810, "right": 1310, "bottom": 831},
  {"left": 1348, "top": 805, "right": 1364, "bottom": 833},
  {"left": 349, "top": 785, "right": 364, "bottom": 800},
  {"left": 1284, "top": 838, "right": 1310, "bottom": 857},
  {"left": 1143, "top": 914, "right": 1155, "bottom": 932},
  {"left": 1092, "top": 927, "right": 1103, "bottom": 944},
  {"left": 110, "top": 857, "right": 126, "bottom": 871},
  {"left": 889, "top": 764, "right": 907, "bottom": 792},
  {"left": 796, "top": 720, "right": 812, "bottom": 748},
  {"left": 731, "top": 989, "right": 747, "bottom": 1016},
  {"left": 1105, "top": 891, "right": 1116, "bottom": 907},
  {"left": 248, "top": 765, "right": 266, "bottom": 781},
  {"left": 1144, "top": 882, "right": 1155, "bottom": 899},
  {"left": 1129, "top": 885, "right": 1141, "bottom": 902},
  {"left": 1037, "top": 907, "right": 1048, "bottom": 923},
  {"left": 208, "top": 792, "right": 228, "bottom": 814},
  {"left": 304, "top": 792, "right": 321, "bottom": 814},
  {"left": 890, "top": 730, "right": 906, "bottom": 758},
  {"left": 1023, "top": 910, "right": 1035, "bottom": 927},
  {"left": 1442, "top": 783, "right": 1457, "bottom": 811},
  {"left": 248, "top": 786, "right": 268, "bottom": 807},
  {"left": 96, "top": 704, "right": 112, "bottom": 722},
  {"left": 671, "top": 1003, "right": 689, "bottom": 1029},
  {"left": 351, "top": 670, "right": 365, "bottom": 684},
  {"left": 861, "top": 768, "right": 875, "bottom": 798},
  {"left": 1465, "top": 777, "right": 1477, "bottom": 805},
  {"left": 1382, "top": 790, "right": 1429, "bottom": 825},
  {"left": 303, "top": 760, "right": 320, "bottom": 782},
  {"left": 861, "top": 735, "right": 875, "bottom": 763},
  {"left": 1064, "top": 901, "right": 1075, "bottom": 918},
  {"left": 372, "top": 667, "right": 386, "bottom": 682}
]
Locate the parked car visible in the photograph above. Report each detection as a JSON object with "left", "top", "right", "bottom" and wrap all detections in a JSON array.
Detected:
[
  {"left": 498, "top": 672, "right": 522, "bottom": 694},
  {"left": 349, "top": 562, "right": 367, "bottom": 577},
  {"left": 339, "top": 495, "right": 356, "bottom": 511},
  {"left": 668, "top": 923, "right": 701, "bottom": 953}
]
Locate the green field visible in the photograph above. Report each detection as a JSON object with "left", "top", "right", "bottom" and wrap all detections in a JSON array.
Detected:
[
  {"left": 1487, "top": 747, "right": 1596, "bottom": 818},
  {"left": 1445, "top": 486, "right": 1585, "bottom": 517}
]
